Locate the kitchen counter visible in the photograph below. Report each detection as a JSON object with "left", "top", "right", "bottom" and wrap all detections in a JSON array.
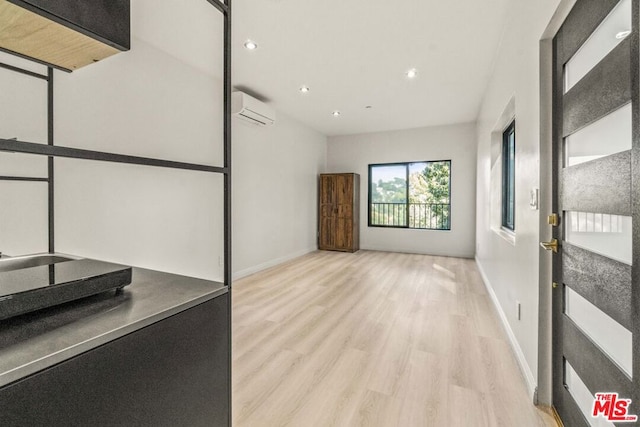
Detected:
[{"left": 0, "top": 267, "right": 227, "bottom": 388}]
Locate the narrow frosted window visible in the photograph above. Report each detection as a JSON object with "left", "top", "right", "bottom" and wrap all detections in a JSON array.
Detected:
[
  {"left": 565, "top": 361, "right": 615, "bottom": 427},
  {"left": 566, "top": 211, "right": 632, "bottom": 265},
  {"left": 564, "top": 0, "right": 631, "bottom": 93},
  {"left": 565, "top": 287, "right": 632, "bottom": 377},
  {"left": 565, "top": 103, "right": 632, "bottom": 167}
]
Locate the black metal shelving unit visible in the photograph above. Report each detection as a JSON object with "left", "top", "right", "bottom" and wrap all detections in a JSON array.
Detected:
[
  {"left": 0, "top": 64, "right": 55, "bottom": 251},
  {"left": 0, "top": 0, "right": 231, "bottom": 283},
  {"left": 0, "top": 1, "right": 232, "bottom": 414}
]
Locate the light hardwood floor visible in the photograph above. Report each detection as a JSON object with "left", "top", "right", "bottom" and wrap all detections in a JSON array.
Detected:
[{"left": 232, "top": 250, "right": 557, "bottom": 427}]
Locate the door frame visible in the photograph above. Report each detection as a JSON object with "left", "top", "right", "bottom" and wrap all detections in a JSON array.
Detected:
[{"left": 538, "top": 0, "right": 577, "bottom": 407}]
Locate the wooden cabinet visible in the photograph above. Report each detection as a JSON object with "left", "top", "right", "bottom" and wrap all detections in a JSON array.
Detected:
[
  {"left": 319, "top": 173, "right": 360, "bottom": 252},
  {"left": 0, "top": 0, "right": 130, "bottom": 71}
]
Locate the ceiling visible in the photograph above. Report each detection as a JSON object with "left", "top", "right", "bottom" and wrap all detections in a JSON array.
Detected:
[{"left": 232, "top": 0, "right": 511, "bottom": 137}]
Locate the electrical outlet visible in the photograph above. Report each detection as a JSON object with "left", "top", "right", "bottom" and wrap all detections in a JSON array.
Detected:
[{"left": 516, "top": 301, "right": 521, "bottom": 320}]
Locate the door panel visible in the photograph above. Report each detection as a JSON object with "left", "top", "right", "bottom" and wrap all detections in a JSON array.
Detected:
[
  {"left": 562, "top": 38, "right": 631, "bottom": 135},
  {"left": 337, "top": 204, "right": 352, "bottom": 219},
  {"left": 564, "top": 361, "right": 615, "bottom": 427},
  {"left": 556, "top": 0, "right": 622, "bottom": 66},
  {"left": 335, "top": 174, "right": 353, "bottom": 212},
  {"left": 561, "top": 151, "right": 632, "bottom": 215},
  {"left": 564, "top": 0, "right": 632, "bottom": 92},
  {"left": 565, "top": 286, "right": 633, "bottom": 376},
  {"left": 320, "top": 204, "right": 335, "bottom": 218},
  {"left": 563, "top": 243, "right": 632, "bottom": 329},
  {"left": 320, "top": 175, "right": 335, "bottom": 205},
  {"left": 557, "top": 384, "right": 591, "bottom": 427},
  {"left": 552, "top": 0, "right": 637, "bottom": 424},
  {"left": 334, "top": 174, "right": 353, "bottom": 250},
  {"left": 564, "top": 317, "right": 633, "bottom": 398},
  {"left": 335, "top": 218, "right": 352, "bottom": 250},
  {"left": 319, "top": 175, "right": 335, "bottom": 249},
  {"left": 565, "top": 103, "right": 632, "bottom": 167},
  {"left": 320, "top": 217, "right": 334, "bottom": 249}
]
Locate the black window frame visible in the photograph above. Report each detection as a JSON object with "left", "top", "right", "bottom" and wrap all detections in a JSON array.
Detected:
[
  {"left": 502, "top": 120, "right": 516, "bottom": 231},
  {"left": 367, "top": 160, "right": 452, "bottom": 231}
]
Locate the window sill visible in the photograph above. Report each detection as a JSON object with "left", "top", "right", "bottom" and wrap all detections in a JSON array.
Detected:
[
  {"left": 491, "top": 226, "right": 516, "bottom": 246},
  {"left": 368, "top": 225, "right": 451, "bottom": 231}
]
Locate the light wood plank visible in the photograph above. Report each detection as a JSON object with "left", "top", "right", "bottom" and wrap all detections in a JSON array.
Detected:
[{"left": 233, "top": 250, "right": 558, "bottom": 426}]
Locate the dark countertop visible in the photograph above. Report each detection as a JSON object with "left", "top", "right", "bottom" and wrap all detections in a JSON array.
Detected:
[
  {"left": 0, "top": 267, "right": 227, "bottom": 388},
  {"left": 0, "top": 257, "right": 129, "bottom": 297}
]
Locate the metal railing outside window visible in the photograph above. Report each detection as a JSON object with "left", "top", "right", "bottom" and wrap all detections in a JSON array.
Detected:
[{"left": 370, "top": 202, "right": 451, "bottom": 230}]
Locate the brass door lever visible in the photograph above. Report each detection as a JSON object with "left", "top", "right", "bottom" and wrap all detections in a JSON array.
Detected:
[{"left": 540, "top": 239, "right": 559, "bottom": 253}]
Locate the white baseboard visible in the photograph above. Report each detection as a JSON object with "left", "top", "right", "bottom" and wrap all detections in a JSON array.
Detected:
[
  {"left": 475, "top": 257, "right": 537, "bottom": 400},
  {"left": 233, "top": 247, "right": 317, "bottom": 280},
  {"left": 361, "top": 245, "right": 474, "bottom": 259}
]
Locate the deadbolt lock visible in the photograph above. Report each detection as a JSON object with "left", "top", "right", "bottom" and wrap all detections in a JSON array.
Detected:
[
  {"left": 548, "top": 213, "right": 559, "bottom": 227},
  {"left": 552, "top": 282, "right": 558, "bottom": 289}
]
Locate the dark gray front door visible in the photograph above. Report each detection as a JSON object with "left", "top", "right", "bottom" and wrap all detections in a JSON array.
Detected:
[{"left": 551, "top": 0, "right": 639, "bottom": 425}]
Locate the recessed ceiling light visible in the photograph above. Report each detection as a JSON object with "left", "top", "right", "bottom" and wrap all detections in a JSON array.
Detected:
[
  {"left": 406, "top": 68, "right": 418, "bottom": 79},
  {"left": 332, "top": 110, "right": 341, "bottom": 117},
  {"left": 616, "top": 30, "right": 631, "bottom": 39},
  {"left": 244, "top": 40, "right": 258, "bottom": 50},
  {"left": 299, "top": 86, "right": 310, "bottom": 93}
]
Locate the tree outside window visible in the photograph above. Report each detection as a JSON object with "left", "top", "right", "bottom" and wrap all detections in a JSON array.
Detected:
[{"left": 369, "top": 160, "right": 451, "bottom": 230}]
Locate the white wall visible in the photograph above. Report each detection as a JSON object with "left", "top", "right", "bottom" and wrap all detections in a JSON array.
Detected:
[
  {"left": 52, "top": 0, "right": 226, "bottom": 281},
  {"left": 475, "top": 0, "right": 562, "bottom": 401},
  {"left": 232, "top": 113, "right": 327, "bottom": 279},
  {"left": 327, "top": 123, "right": 476, "bottom": 258}
]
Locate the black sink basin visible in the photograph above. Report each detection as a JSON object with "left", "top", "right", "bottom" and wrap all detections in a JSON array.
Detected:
[{"left": 0, "top": 254, "right": 132, "bottom": 321}]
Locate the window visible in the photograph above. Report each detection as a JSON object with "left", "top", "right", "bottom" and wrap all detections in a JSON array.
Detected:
[
  {"left": 368, "top": 160, "right": 451, "bottom": 230},
  {"left": 502, "top": 121, "right": 516, "bottom": 231}
]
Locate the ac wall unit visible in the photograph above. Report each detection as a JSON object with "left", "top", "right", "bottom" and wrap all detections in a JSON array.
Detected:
[{"left": 231, "top": 91, "right": 276, "bottom": 126}]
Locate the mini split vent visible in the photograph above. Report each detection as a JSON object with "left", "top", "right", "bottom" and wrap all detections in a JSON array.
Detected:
[{"left": 231, "top": 92, "right": 276, "bottom": 126}]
